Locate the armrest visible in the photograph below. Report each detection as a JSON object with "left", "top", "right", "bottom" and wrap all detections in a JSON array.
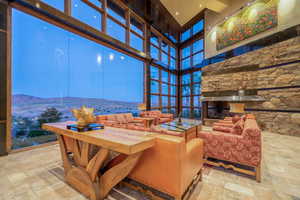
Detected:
[
  {"left": 212, "top": 126, "right": 232, "bottom": 133},
  {"left": 132, "top": 117, "right": 147, "bottom": 123},
  {"left": 181, "top": 138, "right": 204, "bottom": 195},
  {"left": 160, "top": 113, "right": 174, "bottom": 118}
]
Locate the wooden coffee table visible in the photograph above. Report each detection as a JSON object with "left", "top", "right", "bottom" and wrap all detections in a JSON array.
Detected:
[{"left": 43, "top": 122, "right": 155, "bottom": 200}]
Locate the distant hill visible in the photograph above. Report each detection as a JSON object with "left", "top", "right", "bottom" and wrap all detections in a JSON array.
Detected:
[{"left": 12, "top": 94, "right": 140, "bottom": 118}]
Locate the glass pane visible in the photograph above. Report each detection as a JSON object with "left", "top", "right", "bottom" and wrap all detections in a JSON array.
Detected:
[
  {"left": 181, "top": 28, "right": 191, "bottom": 42},
  {"left": 182, "top": 46, "right": 191, "bottom": 59},
  {"left": 161, "top": 41, "right": 169, "bottom": 53},
  {"left": 182, "top": 85, "right": 191, "bottom": 96},
  {"left": 161, "top": 70, "right": 168, "bottom": 82},
  {"left": 193, "top": 83, "right": 201, "bottom": 95},
  {"left": 130, "top": 33, "right": 143, "bottom": 52},
  {"left": 193, "top": 52, "right": 204, "bottom": 66},
  {"left": 182, "top": 108, "right": 190, "bottom": 118},
  {"left": 182, "top": 74, "right": 191, "bottom": 85},
  {"left": 193, "top": 71, "right": 202, "bottom": 83},
  {"left": 171, "top": 97, "right": 176, "bottom": 107},
  {"left": 162, "top": 84, "right": 168, "bottom": 95},
  {"left": 181, "top": 58, "right": 190, "bottom": 70},
  {"left": 151, "top": 95, "right": 159, "bottom": 107},
  {"left": 170, "top": 47, "right": 176, "bottom": 58},
  {"left": 72, "top": 0, "right": 102, "bottom": 30},
  {"left": 150, "top": 66, "right": 159, "bottom": 80},
  {"left": 150, "top": 33, "right": 159, "bottom": 46},
  {"left": 193, "top": 20, "right": 204, "bottom": 35},
  {"left": 130, "top": 17, "right": 143, "bottom": 36},
  {"left": 89, "top": 0, "right": 102, "bottom": 7},
  {"left": 42, "top": 0, "right": 64, "bottom": 12},
  {"left": 193, "top": 96, "right": 200, "bottom": 107},
  {"left": 169, "top": 35, "right": 177, "bottom": 43},
  {"left": 107, "top": 4, "right": 125, "bottom": 24},
  {"left": 161, "top": 52, "right": 168, "bottom": 65},
  {"left": 171, "top": 86, "right": 176, "bottom": 96},
  {"left": 170, "top": 58, "right": 176, "bottom": 70},
  {"left": 151, "top": 80, "right": 159, "bottom": 93},
  {"left": 170, "top": 74, "right": 177, "bottom": 85},
  {"left": 192, "top": 108, "right": 201, "bottom": 119},
  {"left": 12, "top": 10, "right": 144, "bottom": 149},
  {"left": 193, "top": 39, "right": 204, "bottom": 53},
  {"left": 170, "top": 108, "right": 176, "bottom": 115},
  {"left": 162, "top": 108, "right": 169, "bottom": 113},
  {"left": 150, "top": 45, "right": 159, "bottom": 60},
  {"left": 162, "top": 96, "right": 168, "bottom": 106},
  {"left": 107, "top": 18, "right": 125, "bottom": 42}
]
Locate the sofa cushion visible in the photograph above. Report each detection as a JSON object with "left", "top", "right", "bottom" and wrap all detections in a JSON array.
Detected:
[
  {"left": 124, "top": 113, "right": 134, "bottom": 122},
  {"left": 97, "top": 115, "right": 107, "bottom": 121},
  {"left": 107, "top": 115, "right": 117, "bottom": 121},
  {"left": 115, "top": 114, "right": 127, "bottom": 123}
]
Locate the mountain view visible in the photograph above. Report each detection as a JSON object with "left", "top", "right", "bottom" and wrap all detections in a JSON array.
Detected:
[
  {"left": 12, "top": 94, "right": 140, "bottom": 149},
  {"left": 13, "top": 94, "right": 140, "bottom": 119}
]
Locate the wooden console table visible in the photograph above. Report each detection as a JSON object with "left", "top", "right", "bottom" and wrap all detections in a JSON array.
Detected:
[{"left": 42, "top": 122, "right": 155, "bottom": 200}]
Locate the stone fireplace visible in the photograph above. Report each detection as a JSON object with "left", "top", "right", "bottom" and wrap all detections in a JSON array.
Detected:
[{"left": 200, "top": 91, "right": 265, "bottom": 126}]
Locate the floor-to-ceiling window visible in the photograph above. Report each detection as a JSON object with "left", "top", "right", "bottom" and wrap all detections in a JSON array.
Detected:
[
  {"left": 12, "top": 10, "right": 144, "bottom": 149},
  {"left": 180, "top": 17, "right": 204, "bottom": 119}
]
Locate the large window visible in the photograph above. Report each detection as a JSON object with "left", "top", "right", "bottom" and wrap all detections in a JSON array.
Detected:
[
  {"left": 41, "top": 0, "right": 146, "bottom": 52},
  {"left": 150, "top": 66, "right": 177, "bottom": 114},
  {"left": 12, "top": 10, "right": 144, "bottom": 149},
  {"left": 180, "top": 39, "right": 204, "bottom": 70},
  {"left": 181, "top": 71, "right": 202, "bottom": 118},
  {"left": 150, "top": 30, "right": 177, "bottom": 70},
  {"left": 180, "top": 19, "right": 204, "bottom": 42}
]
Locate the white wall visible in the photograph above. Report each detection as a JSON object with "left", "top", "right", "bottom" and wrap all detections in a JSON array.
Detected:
[{"left": 205, "top": 0, "right": 300, "bottom": 59}]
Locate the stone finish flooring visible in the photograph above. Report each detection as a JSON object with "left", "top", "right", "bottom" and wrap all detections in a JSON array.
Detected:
[{"left": 1, "top": 129, "right": 300, "bottom": 200}]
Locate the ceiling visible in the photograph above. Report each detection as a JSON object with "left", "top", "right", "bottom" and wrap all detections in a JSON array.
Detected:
[{"left": 160, "top": 0, "right": 231, "bottom": 26}]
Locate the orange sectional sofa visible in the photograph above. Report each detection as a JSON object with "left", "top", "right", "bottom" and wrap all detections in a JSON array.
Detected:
[{"left": 107, "top": 134, "right": 204, "bottom": 200}]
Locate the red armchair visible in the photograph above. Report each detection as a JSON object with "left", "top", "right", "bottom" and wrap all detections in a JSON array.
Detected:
[
  {"left": 140, "top": 110, "right": 174, "bottom": 125},
  {"left": 199, "top": 118, "right": 262, "bottom": 182}
]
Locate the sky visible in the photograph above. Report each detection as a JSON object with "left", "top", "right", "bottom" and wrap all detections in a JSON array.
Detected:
[{"left": 12, "top": 6, "right": 144, "bottom": 103}]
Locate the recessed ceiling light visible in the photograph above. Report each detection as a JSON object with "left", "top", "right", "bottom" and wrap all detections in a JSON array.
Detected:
[
  {"left": 199, "top": 4, "right": 202, "bottom": 8},
  {"left": 175, "top": 11, "right": 179, "bottom": 16}
]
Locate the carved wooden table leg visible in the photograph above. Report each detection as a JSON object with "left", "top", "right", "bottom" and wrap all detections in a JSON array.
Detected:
[{"left": 57, "top": 135, "right": 143, "bottom": 200}]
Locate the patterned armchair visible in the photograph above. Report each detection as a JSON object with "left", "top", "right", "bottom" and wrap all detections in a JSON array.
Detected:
[
  {"left": 199, "top": 118, "right": 262, "bottom": 182},
  {"left": 140, "top": 110, "right": 174, "bottom": 125}
]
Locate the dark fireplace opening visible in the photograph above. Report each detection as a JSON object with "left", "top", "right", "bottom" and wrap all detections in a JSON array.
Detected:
[{"left": 207, "top": 101, "right": 231, "bottom": 120}]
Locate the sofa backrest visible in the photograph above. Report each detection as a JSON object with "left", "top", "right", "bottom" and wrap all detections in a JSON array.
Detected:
[
  {"left": 96, "top": 113, "right": 134, "bottom": 123},
  {"left": 141, "top": 110, "right": 161, "bottom": 117}
]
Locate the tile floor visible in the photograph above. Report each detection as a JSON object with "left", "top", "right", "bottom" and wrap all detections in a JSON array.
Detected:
[{"left": 0, "top": 129, "right": 300, "bottom": 200}]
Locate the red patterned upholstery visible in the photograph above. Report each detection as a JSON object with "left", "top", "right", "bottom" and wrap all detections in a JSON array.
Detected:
[
  {"left": 96, "top": 113, "right": 152, "bottom": 131},
  {"left": 199, "top": 118, "right": 261, "bottom": 167},
  {"left": 212, "top": 126, "right": 232, "bottom": 133},
  {"left": 140, "top": 110, "right": 174, "bottom": 125}
]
